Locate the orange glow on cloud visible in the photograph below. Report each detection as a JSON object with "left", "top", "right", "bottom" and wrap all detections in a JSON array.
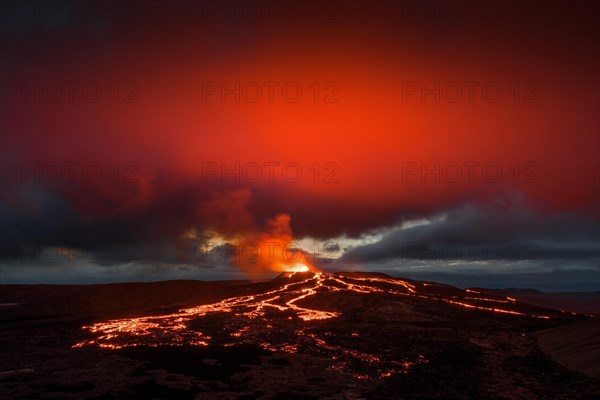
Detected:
[{"left": 233, "top": 214, "right": 316, "bottom": 276}]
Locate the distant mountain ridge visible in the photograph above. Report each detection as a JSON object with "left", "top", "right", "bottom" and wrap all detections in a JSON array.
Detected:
[{"left": 490, "top": 288, "right": 600, "bottom": 315}]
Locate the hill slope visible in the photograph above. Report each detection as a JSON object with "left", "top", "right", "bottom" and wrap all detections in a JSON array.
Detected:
[
  {"left": 535, "top": 319, "right": 600, "bottom": 379},
  {"left": 1, "top": 272, "right": 598, "bottom": 399}
]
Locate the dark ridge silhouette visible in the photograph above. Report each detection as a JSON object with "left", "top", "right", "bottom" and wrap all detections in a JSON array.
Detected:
[
  {"left": 1, "top": 272, "right": 598, "bottom": 399},
  {"left": 488, "top": 289, "right": 600, "bottom": 315}
]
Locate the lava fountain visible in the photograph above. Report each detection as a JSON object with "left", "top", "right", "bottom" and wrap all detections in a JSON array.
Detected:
[
  {"left": 234, "top": 214, "right": 317, "bottom": 275},
  {"left": 287, "top": 263, "right": 310, "bottom": 272}
]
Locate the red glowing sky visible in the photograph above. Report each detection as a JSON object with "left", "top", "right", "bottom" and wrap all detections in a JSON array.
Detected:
[{"left": 1, "top": 1, "right": 598, "bottom": 282}]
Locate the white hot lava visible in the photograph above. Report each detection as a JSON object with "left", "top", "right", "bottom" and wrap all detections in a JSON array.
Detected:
[{"left": 287, "top": 263, "right": 309, "bottom": 272}]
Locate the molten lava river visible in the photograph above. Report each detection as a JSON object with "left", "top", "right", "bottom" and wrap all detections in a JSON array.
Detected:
[{"left": 73, "top": 272, "right": 559, "bottom": 379}]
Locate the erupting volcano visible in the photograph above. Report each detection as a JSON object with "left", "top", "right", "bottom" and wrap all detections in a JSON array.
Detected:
[
  {"left": 230, "top": 213, "right": 318, "bottom": 276},
  {"left": 72, "top": 271, "right": 571, "bottom": 380},
  {"left": 2, "top": 271, "right": 598, "bottom": 399},
  {"left": 2, "top": 1, "right": 598, "bottom": 398}
]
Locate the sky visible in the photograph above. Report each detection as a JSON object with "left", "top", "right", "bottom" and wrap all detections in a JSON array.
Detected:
[{"left": 1, "top": 0, "right": 598, "bottom": 291}]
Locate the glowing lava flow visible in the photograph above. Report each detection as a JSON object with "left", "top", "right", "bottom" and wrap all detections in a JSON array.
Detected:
[
  {"left": 73, "top": 272, "right": 558, "bottom": 377},
  {"left": 74, "top": 273, "right": 339, "bottom": 350},
  {"left": 183, "top": 272, "right": 340, "bottom": 321}
]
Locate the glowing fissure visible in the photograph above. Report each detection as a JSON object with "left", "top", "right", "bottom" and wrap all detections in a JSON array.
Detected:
[
  {"left": 441, "top": 299, "right": 528, "bottom": 316},
  {"left": 73, "top": 272, "right": 557, "bottom": 376},
  {"left": 464, "top": 296, "right": 513, "bottom": 303}
]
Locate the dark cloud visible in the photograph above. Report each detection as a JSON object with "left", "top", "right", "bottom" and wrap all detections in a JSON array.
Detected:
[
  {"left": 1, "top": 1, "right": 598, "bottom": 288},
  {"left": 340, "top": 203, "right": 599, "bottom": 264}
]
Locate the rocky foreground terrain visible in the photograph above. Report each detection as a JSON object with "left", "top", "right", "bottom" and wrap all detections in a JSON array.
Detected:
[{"left": 1, "top": 271, "right": 599, "bottom": 399}]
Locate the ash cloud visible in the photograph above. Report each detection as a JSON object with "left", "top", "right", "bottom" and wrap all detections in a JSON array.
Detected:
[{"left": 340, "top": 203, "right": 599, "bottom": 265}]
